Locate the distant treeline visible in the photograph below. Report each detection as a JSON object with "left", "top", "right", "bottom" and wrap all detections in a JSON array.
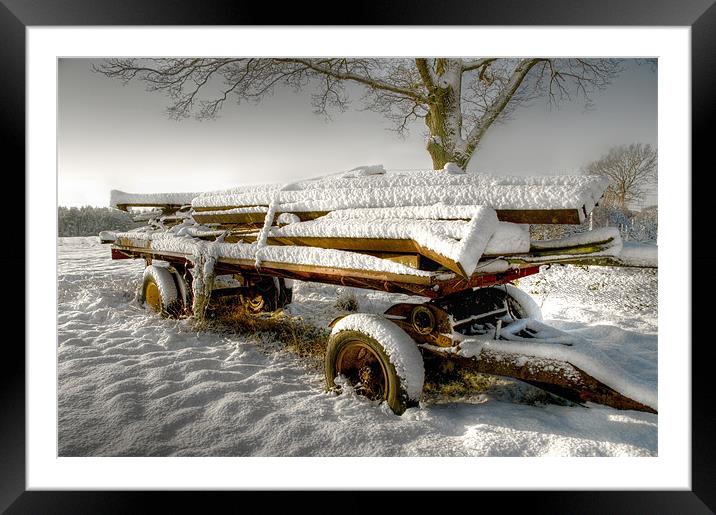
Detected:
[{"left": 58, "top": 206, "right": 141, "bottom": 237}]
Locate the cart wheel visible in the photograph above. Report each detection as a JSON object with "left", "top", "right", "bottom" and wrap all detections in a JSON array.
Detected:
[
  {"left": 325, "top": 314, "right": 424, "bottom": 415},
  {"left": 500, "top": 284, "right": 542, "bottom": 320},
  {"left": 168, "top": 266, "right": 193, "bottom": 316},
  {"left": 139, "top": 265, "right": 182, "bottom": 318},
  {"left": 240, "top": 278, "right": 293, "bottom": 314}
]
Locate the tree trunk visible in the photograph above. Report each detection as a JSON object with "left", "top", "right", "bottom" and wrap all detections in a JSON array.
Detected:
[
  {"left": 425, "top": 111, "right": 474, "bottom": 170},
  {"left": 425, "top": 113, "right": 453, "bottom": 169},
  {"left": 424, "top": 78, "right": 472, "bottom": 170}
]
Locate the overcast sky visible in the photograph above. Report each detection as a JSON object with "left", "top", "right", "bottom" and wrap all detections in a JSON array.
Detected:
[{"left": 58, "top": 58, "right": 657, "bottom": 208}]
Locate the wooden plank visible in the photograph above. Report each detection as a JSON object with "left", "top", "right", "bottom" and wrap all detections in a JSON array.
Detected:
[
  {"left": 115, "top": 203, "right": 185, "bottom": 213},
  {"left": 495, "top": 208, "right": 582, "bottom": 224},
  {"left": 531, "top": 245, "right": 610, "bottom": 257},
  {"left": 220, "top": 236, "right": 421, "bottom": 269},
  {"left": 115, "top": 235, "right": 152, "bottom": 249},
  {"left": 216, "top": 265, "right": 436, "bottom": 297},
  {"left": 530, "top": 236, "right": 615, "bottom": 251},
  {"left": 361, "top": 252, "right": 420, "bottom": 269},
  {"left": 193, "top": 205, "right": 584, "bottom": 225},
  {"left": 192, "top": 205, "right": 268, "bottom": 213},
  {"left": 423, "top": 346, "right": 656, "bottom": 413},
  {"left": 191, "top": 211, "right": 269, "bottom": 225},
  {"left": 192, "top": 207, "right": 329, "bottom": 222},
  {"left": 220, "top": 230, "right": 262, "bottom": 243},
  {"left": 268, "top": 236, "right": 466, "bottom": 277},
  {"left": 270, "top": 235, "right": 416, "bottom": 253},
  {"left": 507, "top": 255, "right": 656, "bottom": 268},
  {"left": 414, "top": 242, "right": 467, "bottom": 277},
  {"left": 219, "top": 257, "right": 434, "bottom": 286},
  {"left": 127, "top": 228, "right": 447, "bottom": 274},
  {"left": 110, "top": 239, "right": 435, "bottom": 286},
  {"left": 528, "top": 241, "right": 616, "bottom": 257}
]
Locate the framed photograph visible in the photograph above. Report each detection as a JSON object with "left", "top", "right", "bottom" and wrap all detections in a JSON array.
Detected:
[{"left": 6, "top": 0, "right": 712, "bottom": 512}]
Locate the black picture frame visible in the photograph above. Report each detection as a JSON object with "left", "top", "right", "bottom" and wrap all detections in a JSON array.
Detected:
[{"left": 4, "top": 0, "right": 712, "bottom": 512}]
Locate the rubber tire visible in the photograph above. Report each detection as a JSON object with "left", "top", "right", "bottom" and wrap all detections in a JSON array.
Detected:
[
  {"left": 139, "top": 265, "right": 182, "bottom": 318},
  {"left": 499, "top": 284, "right": 543, "bottom": 321},
  {"left": 325, "top": 329, "right": 417, "bottom": 415},
  {"left": 168, "top": 267, "right": 193, "bottom": 316}
]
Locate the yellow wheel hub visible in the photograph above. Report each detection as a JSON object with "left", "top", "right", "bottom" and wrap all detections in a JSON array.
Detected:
[
  {"left": 247, "top": 294, "right": 265, "bottom": 312},
  {"left": 145, "top": 281, "right": 161, "bottom": 312},
  {"left": 240, "top": 292, "right": 266, "bottom": 314}
]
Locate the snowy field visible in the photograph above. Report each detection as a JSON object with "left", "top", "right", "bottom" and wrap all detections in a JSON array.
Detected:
[{"left": 58, "top": 236, "right": 657, "bottom": 457}]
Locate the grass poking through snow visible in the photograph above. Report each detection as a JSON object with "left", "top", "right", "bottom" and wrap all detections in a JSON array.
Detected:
[
  {"left": 200, "top": 296, "right": 330, "bottom": 370},
  {"left": 421, "top": 353, "right": 573, "bottom": 407},
  {"left": 334, "top": 289, "right": 359, "bottom": 312}
]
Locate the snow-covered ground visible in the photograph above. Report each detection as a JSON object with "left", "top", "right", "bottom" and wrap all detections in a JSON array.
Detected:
[{"left": 58, "top": 236, "right": 657, "bottom": 457}]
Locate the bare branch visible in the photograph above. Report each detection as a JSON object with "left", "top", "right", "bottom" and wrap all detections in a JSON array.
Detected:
[
  {"left": 461, "top": 58, "right": 496, "bottom": 72},
  {"left": 277, "top": 58, "right": 426, "bottom": 102},
  {"left": 464, "top": 58, "right": 543, "bottom": 150},
  {"left": 415, "top": 58, "right": 436, "bottom": 91}
]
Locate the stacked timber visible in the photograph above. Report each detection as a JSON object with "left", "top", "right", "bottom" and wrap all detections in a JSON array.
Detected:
[
  {"left": 109, "top": 167, "right": 620, "bottom": 278},
  {"left": 190, "top": 168, "right": 608, "bottom": 225}
]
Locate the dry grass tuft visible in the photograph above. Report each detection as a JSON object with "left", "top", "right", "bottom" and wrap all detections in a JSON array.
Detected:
[
  {"left": 421, "top": 354, "right": 569, "bottom": 406},
  {"left": 198, "top": 296, "right": 329, "bottom": 369},
  {"left": 334, "top": 289, "right": 359, "bottom": 312}
]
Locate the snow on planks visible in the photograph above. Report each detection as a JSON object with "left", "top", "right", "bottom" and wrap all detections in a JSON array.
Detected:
[
  {"left": 112, "top": 168, "right": 609, "bottom": 226},
  {"left": 191, "top": 169, "right": 608, "bottom": 225},
  {"left": 110, "top": 190, "right": 198, "bottom": 212},
  {"left": 109, "top": 167, "right": 611, "bottom": 278}
]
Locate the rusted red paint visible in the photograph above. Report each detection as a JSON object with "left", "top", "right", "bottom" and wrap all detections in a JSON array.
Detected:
[
  {"left": 110, "top": 247, "right": 133, "bottom": 260},
  {"left": 435, "top": 266, "right": 540, "bottom": 296}
]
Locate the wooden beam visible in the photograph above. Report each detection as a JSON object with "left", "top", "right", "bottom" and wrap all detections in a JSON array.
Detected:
[
  {"left": 270, "top": 235, "right": 415, "bottom": 253},
  {"left": 507, "top": 255, "right": 656, "bottom": 269},
  {"left": 219, "top": 257, "right": 435, "bottom": 286},
  {"left": 425, "top": 347, "right": 656, "bottom": 413},
  {"left": 529, "top": 237, "right": 617, "bottom": 256},
  {"left": 115, "top": 203, "right": 185, "bottom": 213},
  {"left": 191, "top": 207, "right": 329, "bottom": 223},
  {"left": 192, "top": 206, "right": 585, "bottom": 225},
  {"left": 191, "top": 212, "right": 269, "bottom": 225},
  {"left": 495, "top": 208, "right": 582, "bottom": 225},
  {"left": 361, "top": 252, "right": 420, "bottom": 269},
  {"left": 267, "top": 236, "right": 467, "bottom": 277}
]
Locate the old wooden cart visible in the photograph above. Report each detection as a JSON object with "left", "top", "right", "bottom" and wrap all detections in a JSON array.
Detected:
[{"left": 102, "top": 168, "right": 657, "bottom": 415}]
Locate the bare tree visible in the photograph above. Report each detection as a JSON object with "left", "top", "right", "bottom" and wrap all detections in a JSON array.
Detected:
[
  {"left": 582, "top": 143, "right": 658, "bottom": 208},
  {"left": 96, "top": 58, "right": 622, "bottom": 170}
]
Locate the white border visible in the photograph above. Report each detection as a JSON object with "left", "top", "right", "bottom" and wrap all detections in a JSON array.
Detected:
[{"left": 28, "top": 27, "right": 690, "bottom": 489}]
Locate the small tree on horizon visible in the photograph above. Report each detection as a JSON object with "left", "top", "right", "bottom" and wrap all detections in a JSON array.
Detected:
[
  {"left": 582, "top": 143, "right": 658, "bottom": 209},
  {"left": 96, "top": 58, "right": 626, "bottom": 170}
]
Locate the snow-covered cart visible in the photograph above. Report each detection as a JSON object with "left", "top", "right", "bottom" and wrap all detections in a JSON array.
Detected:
[{"left": 101, "top": 166, "right": 657, "bottom": 415}]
